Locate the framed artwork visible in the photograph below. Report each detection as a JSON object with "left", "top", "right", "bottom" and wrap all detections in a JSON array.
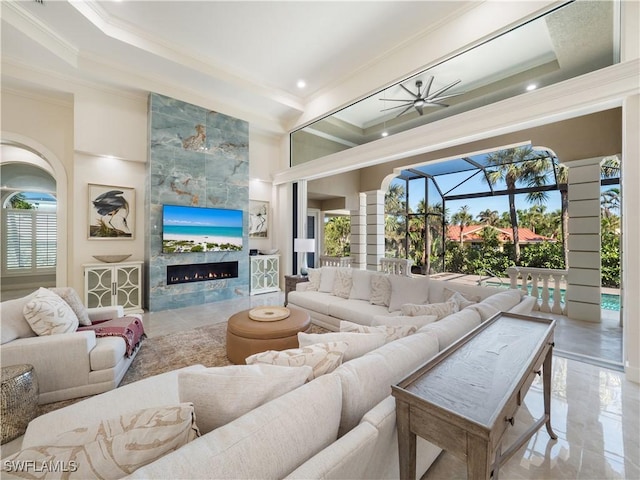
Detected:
[
  {"left": 88, "top": 184, "right": 135, "bottom": 239},
  {"left": 249, "top": 200, "right": 269, "bottom": 239}
]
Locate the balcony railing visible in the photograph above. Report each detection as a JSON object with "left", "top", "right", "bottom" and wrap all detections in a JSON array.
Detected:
[
  {"left": 319, "top": 256, "right": 352, "bottom": 267},
  {"left": 506, "top": 266, "right": 568, "bottom": 315}
]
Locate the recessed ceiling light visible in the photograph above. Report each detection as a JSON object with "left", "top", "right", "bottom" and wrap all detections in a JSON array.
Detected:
[
  {"left": 297, "top": 80, "right": 306, "bottom": 89},
  {"left": 526, "top": 84, "right": 537, "bottom": 91}
]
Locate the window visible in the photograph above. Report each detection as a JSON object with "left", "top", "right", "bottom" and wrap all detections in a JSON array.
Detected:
[{"left": 2, "top": 208, "right": 56, "bottom": 274}]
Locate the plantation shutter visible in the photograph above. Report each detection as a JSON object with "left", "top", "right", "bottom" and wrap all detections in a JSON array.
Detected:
[{"left": 2, "top": 209, "right": 56, "bottom": 273}]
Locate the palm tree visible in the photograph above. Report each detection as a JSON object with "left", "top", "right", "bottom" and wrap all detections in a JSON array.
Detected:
[
  {"left": 451, "top": 205, "right": 473, "bottom": 245},
  {"left": 385, "top": 182, "right": 407, "bottom": 257},
  {"left": 601, "top": 187, "right": 620, "bottom": 218},
  {"left": 484, "top": 146, "right": 552, "bottom": 262},
  {"left": 476, "top": 209, "right": 499, "bottom": 226}
]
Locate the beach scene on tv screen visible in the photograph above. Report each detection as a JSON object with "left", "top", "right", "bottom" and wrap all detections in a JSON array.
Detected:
[{"left": 162, "top": 205, "right": 243, "bottom": 253}]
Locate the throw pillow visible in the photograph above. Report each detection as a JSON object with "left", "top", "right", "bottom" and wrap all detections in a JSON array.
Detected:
[
  {"left": 245, "top": 341, "right": 348, "bottom": 380},
  {"left": 400, "top": 299, "right": 459, "bottom": 320},
  {"left": 371, "top": 314, "right": 438, "bottom": 329},
  {"left": 0, "top": 291, "right": 39, "bottom": 344},
  {"left": 307, "top": 268, "right": 321, "bottom": 291},
  {"left": 178, "top": 364, "right": 311, "bottom": 434},
  {"left": 339, "top": 320, "right": 417, "bottom": 343},
  {"left": 318, "top": 267, "right": 338, "bottom": 293},
  {"left": 464, "top": 302, "right": 500, "bottom": 322},
  {"left": 50, "top": 287, "right": 92, "bottom": 326},
  {"left": 298, "top": 331, "right": 386, "bottom": 362},
  {"left": 388, "top": 275, "right": 430, "bottom": 312},
  {"left": 23, "top": 287, "right": 79, "bottom": 336},
  {"left": 445, "top": 290, "right": 479, "bottom": 310},
  {"left": 332, "top": 268, "right": 353, "bottom": 299},
  {"left": 349, "top": 269, "right": 373, "bottom": 301},
  {"left": 369, "top": 274, "right": 391, "bottom": 307},
  {"left": 2, "top": 404, "right": 198, "bottom": 479}
]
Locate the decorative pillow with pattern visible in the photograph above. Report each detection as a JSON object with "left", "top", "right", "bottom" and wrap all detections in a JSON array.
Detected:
[
  {"left": 339, "top": 320, "right": 417, "bottom": 343},
  {"left": 370, "top": 274, "right": 391, "bottom": 307},
  {"left": 306, "top": 268, "right": 321, "bottom": 291},
  {"left": 400, "top": 298, "right": 459, "bottom": 320},
  {"left": 49, "top": 287, "right": 92, "bottom": 326},
  {"left": 2, "top": 404, "right": 198, "bottom": 479},
  {"left": 332, "top": 268, "right": 353, "bottom": 299},
  {"left": 445, "top": 290, "right": 479, "bottom": 310},
  {"left": 178, "top": 364, "right": 312, "bottom": 434},
  {"left": 23, "top": 287, "right": 79, "bottom": 336},
  {"left": 298, "top": 331, "right": 386, "bottom": 361},
  {"left": 245, "top": 341, "right": 348, "bottom": 380}
]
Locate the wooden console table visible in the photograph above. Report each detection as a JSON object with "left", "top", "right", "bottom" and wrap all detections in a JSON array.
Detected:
[{"left": 392, "top": 312, "right": 556, "bottom": 480}]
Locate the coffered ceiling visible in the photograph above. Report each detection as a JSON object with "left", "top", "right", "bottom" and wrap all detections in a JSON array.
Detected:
[{"left": 1, "top": 1, "right": 474, "bottom": 131}]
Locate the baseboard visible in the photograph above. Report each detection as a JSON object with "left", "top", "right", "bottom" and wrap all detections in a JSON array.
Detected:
[{"left": 554, "top": 349, "right": 624, "bottom": 372}]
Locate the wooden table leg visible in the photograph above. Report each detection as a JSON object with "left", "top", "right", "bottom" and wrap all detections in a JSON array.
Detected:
[
  {"left": 396, "top": 400, "right": 416, "bottom": 480},
  {"left": 467, "top": 436, "right": 492, "bottom": 480},
  {"left": 543, "top": 344, "right": 558, "bottom": 439}
]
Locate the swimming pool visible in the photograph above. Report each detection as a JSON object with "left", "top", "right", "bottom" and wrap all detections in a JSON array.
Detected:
[{"left": 484, "top": 282, "right": 620, "bottom": 311}]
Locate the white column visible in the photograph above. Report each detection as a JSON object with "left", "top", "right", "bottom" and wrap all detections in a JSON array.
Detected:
[
  {"left": 565, "top": 157, "right": 602, "bottom": 323},
  {"left": 348, "top": 193, "right": 366, "bottom": 269},
  {"left": 365, "top": 190, "right": 385, "bottom": 271},
  {"left": 296, "top": 180, "right": 308, "bottom": 275}
]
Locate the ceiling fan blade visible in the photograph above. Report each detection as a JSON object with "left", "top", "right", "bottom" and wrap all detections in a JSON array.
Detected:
[
  {"left": 400, "top": 83, "right": 419, "bottom": 98},
  {"left": 380, "top": 98, "right": 417, "bottom": 103},
  {"left": 414, "top": 105, "right": 424, "bottom": 116},
  {"left": 422, "top": 76, "right": 434, "bottom": 98},
  {"left": 426, "top": 79, "right": 462, "bottom": 101},
  {"left": 380, "top": 103, "right": 413, "bottom": 112},
  {"left": 424, "top": 102, "right": 449, "bottom": 108},
  {"left": 395, "top": 105, "right": 415, "bottom": 118},
  {"left": 428, "top": 92, "right": 465, "bottom": 103}
]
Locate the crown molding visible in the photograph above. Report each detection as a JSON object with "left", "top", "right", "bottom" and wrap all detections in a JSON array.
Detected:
[
  {"left": 2, "top": 1, "right": 78, "bottom": 67},
  {"left": 1, "top": 85, "right": 73, "bottom": 109}
]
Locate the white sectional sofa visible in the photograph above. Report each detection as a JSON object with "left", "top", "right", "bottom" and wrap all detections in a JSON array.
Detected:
[
  {"left": 288, "top": 266, "right": 536, "bottom": 331},
  {"left": 4, "top": 278, "right": 535, "bottom": 479}
]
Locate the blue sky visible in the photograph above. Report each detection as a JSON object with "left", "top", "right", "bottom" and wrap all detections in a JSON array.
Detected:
[{"left": 163, "top": 205, "right": 243, "bottom": 227}]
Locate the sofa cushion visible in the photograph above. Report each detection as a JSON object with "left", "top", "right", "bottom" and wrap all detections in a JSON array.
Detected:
[
  {"left": 371, "top": 314, "right": 438, "bottom": 329},
  {"left": 0, "top": 291, "right": 38, "bottom": 344},
  {"left": 50, "top": 287, "right": 92, "bottom": 326},
  {"left": 446, "top": 290, "right": 479, "bottom": 309},
  {"left": 428, "top": 280, "right": 502, "bottom": 303},
  {"left": 288, "top": 290, "right": 346, "bottom": 316},
  {"left": 339, "top": 320, "right": 417, "bottom": 343},
  {"left": 126, "top": 373, "right": 343, "bottom": 480},
  {"left": 328, "top": 300, "right": 391, "bottom": 326},
  {"left": 23, "top": 287, "right": 79, "bottom": 336},
  {"left": 349, "top": 269, "right": 374, "bottom": 301},
  {"left": 298, "top": 331, "right": 386, "bottom": 362},
  {"left": 388, "top": 275, "right": 430, "bottom": 312},
  {"left": 332, "top": 268, "right": 353, "bottom": 299},
  {"left": 90, "top": 336, "right": 127, "bottom": 370},
  {"left": 307, "top": 267, "right": 321, "bottom": 291},
  {"left": 370, "top": 274, "right": 392, "bottom": 307},
  {"left": 245, "top": 341, "right": 348, "bottom": 380},
  {"left": 481, "top": 289, "right": 524, "bottom": 312},
  {"left": 333, "top": 331, "right": 439, "bottom": 436},
  {"left": 418, "top": 308, "right": 481, "bottom": 349},
  {"left": 178, "top": 364, "right": 311, "bottom": 434},
  {"left": 319, "top": 267, "right": 338, "bottom": 293},
  {"left": 285, "top": 421, "right": 378, "bottom": 480},
  {"left": 4, "top": 404, "right": 198, "bottom": 480},
  {"left": 464, "top": 302, "right": 500, "bottom": 322},
  {"left": 401, "top": 299, "right": 458, "bottom": 320}
]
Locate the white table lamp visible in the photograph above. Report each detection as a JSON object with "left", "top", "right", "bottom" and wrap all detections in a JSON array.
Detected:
[{"left": 294, "top": 238, "right": 315, "bottom": 276}]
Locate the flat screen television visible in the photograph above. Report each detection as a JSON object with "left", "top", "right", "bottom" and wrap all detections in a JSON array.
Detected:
[{"left": 162, "top": 205, "right": 243, "bottom": 253}]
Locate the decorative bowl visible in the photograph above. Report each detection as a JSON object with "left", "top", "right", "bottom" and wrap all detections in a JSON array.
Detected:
[
  {"left": 92, "top": 254, "right": 132, "bottom": 263},
  {"left": 259, "top": 249, "right": 279, "bottom": 255}
]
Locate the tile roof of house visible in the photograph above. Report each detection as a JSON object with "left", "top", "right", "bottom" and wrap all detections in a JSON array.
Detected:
[{"left": 446, "top": 224, "right": 554, "bottom": 243}]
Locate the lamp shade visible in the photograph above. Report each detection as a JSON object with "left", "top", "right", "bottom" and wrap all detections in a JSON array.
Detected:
[{"left": 294, "top": 238, "right": 315, "bottom": 253}]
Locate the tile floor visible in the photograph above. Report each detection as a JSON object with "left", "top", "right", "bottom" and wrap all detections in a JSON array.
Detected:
[{"left": 140, "top": 293, "right": 639, "bottom": 480}]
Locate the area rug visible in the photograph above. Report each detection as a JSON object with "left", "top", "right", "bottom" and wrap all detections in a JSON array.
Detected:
[{"left": 37, "top": 321, "right": 329, "bottom": 416}]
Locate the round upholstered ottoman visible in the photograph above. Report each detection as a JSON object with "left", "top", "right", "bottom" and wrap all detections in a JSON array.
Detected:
[
  {"left": 226, "top": 307, "right": 311, "bottom": 364},
  {"left": 1, "top": 364, "right": 39, "bottom": 444}
]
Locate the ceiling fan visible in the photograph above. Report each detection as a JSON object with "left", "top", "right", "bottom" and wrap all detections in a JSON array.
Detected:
[{"left": 381, "top": 76, "right": 464, "bottom": 118}]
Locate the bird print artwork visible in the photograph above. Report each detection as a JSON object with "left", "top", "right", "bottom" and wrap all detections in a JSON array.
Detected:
[{"left": 89, "top": 186, "right": 134, "bottom": 238}]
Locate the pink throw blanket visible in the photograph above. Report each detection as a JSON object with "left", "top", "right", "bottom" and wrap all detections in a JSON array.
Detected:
[{"left": 78, "top": 316, "right": 146, "bottom": 357}]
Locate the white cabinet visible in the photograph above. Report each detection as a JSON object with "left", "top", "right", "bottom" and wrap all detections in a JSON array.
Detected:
[
  {"left": 250, "top": 255, "right": 280, "bottom": 295},
  {"left": 83, "top": 261, "right": 144, "bottom": 314}
]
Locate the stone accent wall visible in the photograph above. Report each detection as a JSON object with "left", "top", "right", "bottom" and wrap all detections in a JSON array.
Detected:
[{"left": 146, "top": 93, "right": 249, "bottom": 311}]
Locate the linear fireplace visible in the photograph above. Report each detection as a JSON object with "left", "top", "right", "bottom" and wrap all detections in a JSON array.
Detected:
[{"left": 167, "top": 261, "right": 239, "bottom": 285}]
